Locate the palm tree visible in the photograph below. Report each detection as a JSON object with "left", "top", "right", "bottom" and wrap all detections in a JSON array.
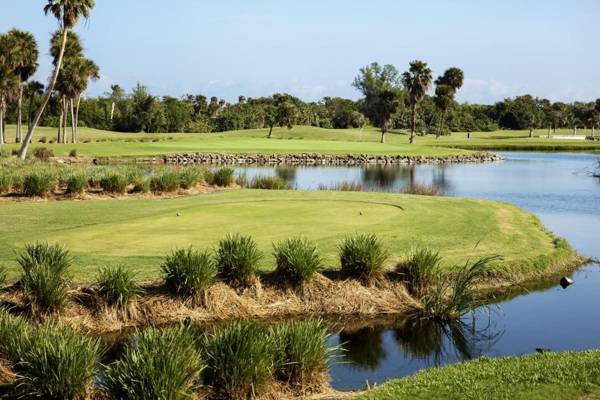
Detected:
[
  {"left": 18, "top": 0, "right": 95, "bottom": 160},
  {"left": 24, "top": 81, "right": 44, "bottom": 130},
  {"left": 72, "top": 58, "right": 99, "bottom": 142},
  {"left": 434, "top": 68, "right": 464, "bottom": 138},
  {"left": 0, "top": 65, "right": 19, "bottom": 145},
  {"left": 1, "top": 30, "right": 39, "bottom": 143},
  {"left": 402, "top": 60, "right": 433, "bottom": 144}
]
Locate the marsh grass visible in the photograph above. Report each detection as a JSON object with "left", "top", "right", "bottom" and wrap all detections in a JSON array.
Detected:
[
  {"left": 162, "top": 247, "right": 217, "bottom": 298},
  {"left": 95, "top": 266, "right": 141, "bottom": 309},
  {"left": 23, "top": 170, "right": 57, "bottom": 197},
  {"left": 271, "top": 319, "right": 331, "bottom": 388},
  {"left": 14, "top": 322, "right": 101, "bottom": 400},
  {"left": 211, "top": 167, "right": 235, "bottom": 187},
  {"left": 318, "top": 181, "right": 363, "bottom": 191},
  {"left": 215, "top": 234, "right": 263, "bottom": 287},
  {"left": 150, "top": 170, "right": 180, "bottom": 192},
  {"left": 102, "top": 325, "right": 202, "bottom": 400},
  {"left": 0, "top": 173, "right": 16, "bottom": 193},
  {"left": 203, "top": 321, "right": 275, "bottom": 400},
  {"left": 178, "top": 166, "right": 205, "bottom": 189},
  {"left": 400, "top": 184, "right": 442, "bottom": 196},
  {"left": 66, "top": 172, "right": 89, "bottom": 195},
  {"left": 32, "top": 146, "right": 54, "bottom": 161},
  {"left": 249, "top": 175, "right": 290, "bottom": 190},
  {"left": 339, "top": 234, "right": 389, "bottom": 283},
  {"left": 273, "top": 237, "right": 322, "bottom": 284},
  {"left": 397, "top": 248, "right": 443, "bottom": 297},
  {"left": 100, "top": 173, "right": 129, "bottom": 194},
  {"left": 0, "top": 267, "right": 6, "bottom": 287},
  {"left": 0, "top": 308, "right": 30, "bottom": 361}
]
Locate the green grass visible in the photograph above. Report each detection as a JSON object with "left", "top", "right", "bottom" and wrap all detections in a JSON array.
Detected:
[
  {"left": 0, "top": 190, "right": 573, "bottom": 282},
  {"left": 3, "top": 125, "right": 599, "bottom": 158},
  {"left": 357, "top": 351, "right": 600, "bottom": 400}
]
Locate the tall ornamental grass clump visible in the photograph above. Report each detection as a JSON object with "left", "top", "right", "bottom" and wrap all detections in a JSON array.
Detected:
[
  {"left": 102, "top": 326, "right": 202, "bottom": 400},
  {"left": 0, "top": 308, "right": 31, "bottom": 361},
  {"left": 271, "top": 320, "right": 331, "bottom": 388},
  {"left": 17, "top": 242, "right": 72, "bottom": 313},
  {"left": 95, "top": 265, "right": 141, "bottom": 308},
  {"left": 211, "top": 167, "right": 235, "bottom": 187},
  {"left": 215, "top": 234, "right": 263, "bottom": 287},
  {"left": 178, "top": 166, "right": 205, "bottom": 189},
  {"left": 249, "top": 175, "right": 290, "bottom": 190},
  {"left": 14, "top": 323, "right": 101, "bottom": 400},
  {"left": 0, "top": 266, "right": 6, "bottom": 286},
  {"left": 339, "top": 234, "right": 389, "bottom": 283},
  {"left": 162, "top": 248, "right": 217, "bottom": 298},
  {"left": 100, "top": 173, "right": 129, "bottom": 194},
  {"left": 22, "top": 170, "right": 57, "bottom": 197},
  {"left": 203, "top": 321, "right": 275, "bottom": 400},
  {"left": 273, "top": 237, "right": 322, "bottom": 284},
  {"left": 66, "top": 172, "right": 89, "bottom": 195},
  {"left": 0, "top": 173, "right": 16, "bottom": 193},
  {"left": 150, "top": 170, "right": 180, "bottom": 192},
  {"left": 397, "top": 247, "right": 443, "bottom": 297}
]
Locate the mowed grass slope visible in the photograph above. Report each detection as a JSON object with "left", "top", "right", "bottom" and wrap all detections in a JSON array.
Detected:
[
  {"left": 0, "top": 190, "right": 568, "bottom": 282},
  {"left": 3, "top": 125, "right": 599, "bottom": 157},
  {"left": 357, "top": 351, "right": 600, "bottom": 400}
]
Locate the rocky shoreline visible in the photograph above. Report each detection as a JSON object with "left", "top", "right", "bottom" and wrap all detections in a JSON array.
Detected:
[{"left": 163, "top": 151, "right": 503, "bottom": 165}]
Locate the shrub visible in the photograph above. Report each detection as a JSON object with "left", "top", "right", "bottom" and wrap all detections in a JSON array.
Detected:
[
  {"left": 38, "top": 136, "right": 47, "bottom": 144},
  {"left": 397, "top": 247, "right": 443, "bottom": 297},
  {"left": 66, "top": 172, "right": 89, "bottom": 195},
  {"left": 95, "top": 266, "right": 141, "bottom": 308},
  {"left": 203, "top": 321, "right": 274, "bottom": 400},
  {"left": 215, "top": 234, "right": 263, "bottom": 287},
  {"left": 100, "top": 173, "right": 129, "bottom": 194},
  {"left": 68, "top": 149, "right": 77, "bottom": 157},
  {"left": 162, "top": 248, "right": 217, "bottom": 298},
  {"left": 103, "top": 326, "right": 202, "bottom": 400},
  {"left": 17, "top": 243, "right": 72, "bottom": 313},
  {"left": 249, "top": 175, "right": 290, "bottom": 190},
  {"left": 178, "top": 166, "right": 204, "bottom": 189},
  {"left": 23, "top": 171, "right": 57, "bottom": 197},
  {"left": 339, "top": 234, "right": 389, "bottom": 283},
  {"left": 150, "top": 170, "right": 180, "bottom": 192},
  {"left": 271, "top": 320, "right": 331, "bottom": 387},
  {"left": 0, "top": 308, "right": 30, "bottom": 361},
  {"left": 14, "top": 323, "right": 101, "bottom": 400},
  {"left": 400, "top": 184, "right": 442, "bottom": 196},
  {"left": 33, "top": 146, "right": 53, "bottom": 161},
  {"left": 273, "top": 237, "right": 322, "bottom": 284},
  {"left": 211, "top": 167, "right": 235, "bottom": 187}
]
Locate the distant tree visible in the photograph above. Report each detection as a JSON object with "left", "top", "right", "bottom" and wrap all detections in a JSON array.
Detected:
[
  {"left": 277, "top": 101, "right": 299, "bottom": 130},
  {"left": 402, "top": 60, "right": 433, "bottom": 144},
  {"left": 264, "top": 104, "right": 277, "bottom": 138},
  {"left": 24, "top": 80, "right": 44, "bottom": 130},
  {"left": 433, "top": 67, "right": 464, "bottom": 137},
  {"left": 19, "top": 0, "right": 95, "bottom": 159},
  {"left": 1, "top": 29, "right": 39, "bottom": 143},
  {"left": 0, "top": 64, "right": 20, "bottom": 145}
]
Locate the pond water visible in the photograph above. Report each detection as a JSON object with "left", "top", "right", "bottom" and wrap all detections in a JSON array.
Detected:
[{"left": 236, "top": 152, "right": 600, "bottom": 391}]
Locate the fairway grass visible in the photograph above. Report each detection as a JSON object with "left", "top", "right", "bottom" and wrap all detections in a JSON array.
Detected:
[
  {"left": 357, "top": 351, "right": 600, "bottom": 400},
  {"left": 0, "top": 190, "right": 575, "bottom": 282}
]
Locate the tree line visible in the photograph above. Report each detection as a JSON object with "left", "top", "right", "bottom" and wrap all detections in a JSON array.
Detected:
[{"left": 1, "top": 0, "right": 600, "bottom": 159}]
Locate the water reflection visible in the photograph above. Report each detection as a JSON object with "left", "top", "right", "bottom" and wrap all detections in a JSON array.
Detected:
[{"left": 338, "top": 326, "right": 388, "bottom": 370}]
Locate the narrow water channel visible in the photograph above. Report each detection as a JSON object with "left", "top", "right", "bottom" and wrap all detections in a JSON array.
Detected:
[{"left": 236, "top": 152, "right": 600, "bottom": 390}]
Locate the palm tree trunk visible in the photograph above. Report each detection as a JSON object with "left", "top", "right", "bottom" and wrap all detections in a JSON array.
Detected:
[
  {"left": 57, "top": 104, "right": 63, "bottom": 143},
  {"left": 16, "top": 84, "right": 24, "bottom": 143},
  {"left": 74, "top": 94, "right": 82, "bottom": 143},
  {"left": 110, "top": 101, "right": 115, "bottom": 122},
  {"left": 63, "top": 97, "right": 68, "bottom": 144},
  {"left": 0, "top": 98, "right": 5, "bottom": 145},
  {"left": 380, "top": 120, "right": 387, "bottom": 144},
  {"left": 409, "top": 103, "right": 417, "bottom": 144},
  {"left": 18, "top": 27, "right": 68, "bottom": 159},
  {"left": 437, "top": 109, "right": 446, "bottom": 139},
  {"left": 70, "top": 98, "right": 76, "bottom": 144},
  {"left": 268, "top": 125, "right": 273, "bottom": 138}
]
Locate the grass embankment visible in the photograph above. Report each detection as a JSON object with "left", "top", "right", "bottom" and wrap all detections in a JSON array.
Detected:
[
  {"left": 2, "top": 125, "right": 599, "bottom": 157},
  {"left": 0, "top": 190, "right": 577, "bottom": 282},
  {"left": 358, "top": 351, "right": 600, "bottom": 400}
]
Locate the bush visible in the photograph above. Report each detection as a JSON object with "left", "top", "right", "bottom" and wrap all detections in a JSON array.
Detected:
[
  {"left": 178, "top": 166, "right": 204, "bottom": 189},
  {"left": 339, "top": 234, "right": 389, "bottom": 283},
  {"left": 162, "top": 248, "right": 217, "bottom": 298},
  {"left": 203, "top": 321, "right": 274, "bottom": 400},
  {"left": 66, "top": 172, "right": 89, "bottom": 195},
  {"left": 17, "top": 243, "right": 72, "bottom": 313},
  {"left": 96, "top": 266, "right": 141, "bottom": 308},
  {"left": 103, "top": 326, "right": 202, "bottom": 400},
  {"left": 38, "top": 136, "right": 47, "bottom": 144},
  {"left": 33, "top": 146, "right": 53, "bottom": 161},
  {"left": 271, "top": 320, "right": 331, "bottom": 387},
  {"left": 100, "top": 173, "right": 129, "bottom": 194},
  {"left": 273, "top": 237, "right": 322, "bottom": 284},
  {"left": 397, "top": 247, "right": 443, "bottom": 297},
  {"left": 215, "top": 234, "right": 263, "bottom": 287},
  {"left": 249, "top": 175, "right": 290, "bottom": 190},
  {"left": 23, "top": 171, "right": 57, "bottom": 197},
  {"left": 14, "top": 323, "right": 101, "bottom": 400},
  {"left": 150, "top": 170, "right": 180, "bottom": 192},
  {"left": 211, "top": 167, "right": 235, "bottom": 187},
  {"left": 68, "top": 149, "right": 77, "bottom": 157}
]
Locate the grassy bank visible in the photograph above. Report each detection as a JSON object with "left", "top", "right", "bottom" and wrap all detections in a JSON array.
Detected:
[
  {"left": 0, "top": 189, "right": 576, "bottom": 282},
  {"left": 2, "top": 125, "right": 599, "bottom": 158},
  {"left": 357, "top": 351, "right": 600, "bottom": 400}
]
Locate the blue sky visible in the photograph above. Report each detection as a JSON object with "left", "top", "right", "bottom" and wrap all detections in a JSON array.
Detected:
[{"left": 2, "top": 0, "right": 599, "bottom": 103}]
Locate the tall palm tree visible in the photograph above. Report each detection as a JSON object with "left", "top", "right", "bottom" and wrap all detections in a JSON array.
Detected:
[
  {"left": 72, "top": 58, "right": 99, "bottom": 142},
  {"left": 0, "top": 65, "right": 19, "bottom": 145},
  {"left": 18, "top": 0, "right": 95, "bottom": 160},
  {"left": 434, "top": 67, "right": 464, "bottom": 138},
  {"left": 1, "top": 30, "right": 39, "bottom": 143},
  {"left": 402, "top": 60, "right": 433, "bottom": 144},
  {"left": 24, "top": 81, "right": 44, "bottom": 130}
]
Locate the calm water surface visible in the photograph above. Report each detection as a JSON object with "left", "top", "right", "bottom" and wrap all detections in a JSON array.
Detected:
[{"left": 238, "top": 152, "right": 600, "bottom": 390}]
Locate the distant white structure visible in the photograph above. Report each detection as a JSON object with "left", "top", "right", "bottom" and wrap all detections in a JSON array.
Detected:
[{"left": 543, "top": 135, "right": 588, "bottom": 141}]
